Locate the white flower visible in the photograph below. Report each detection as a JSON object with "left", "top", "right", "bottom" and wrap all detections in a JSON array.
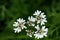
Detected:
[
  {"left": 33, "top": 10, "right": 47, "bottom": 25},
  {"left": 26, "top": 30, "right": 34, "bottom": 37},
  {"left": 34, "top": 25, "right": 48, "bottom": 39},
  {"left": 27, "top": 16, "right": 36, "bottom": 26},
  {"left": 13, "top": 18, "right": 27, "bottom": 33}
]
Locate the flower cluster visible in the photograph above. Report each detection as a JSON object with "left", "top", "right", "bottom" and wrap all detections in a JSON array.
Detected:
[
  {"left": 13, "top": 10, "right": 48, "bottom": 39},
  {"left": 13, "top": 18, "right": 27, "bottom": 33}
]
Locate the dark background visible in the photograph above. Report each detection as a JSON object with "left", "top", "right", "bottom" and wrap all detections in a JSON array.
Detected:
[{"left": 0, "top": 0, "right": 60, "bottom": 40}]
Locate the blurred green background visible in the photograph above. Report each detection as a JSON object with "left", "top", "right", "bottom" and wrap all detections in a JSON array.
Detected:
[{"left": 0, "top": 0, "right": 60, "bottom": 40}]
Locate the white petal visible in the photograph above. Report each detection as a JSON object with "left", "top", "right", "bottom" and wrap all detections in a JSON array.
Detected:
[
  {"left": 35, "top": 25, "right": 40, "bottom": 30},
  {"left": 43, "top": 18, "right": 47, "bottom": 22},
  {"left": 40, "top": 12, "right": 46, "bottom": 18},
  {"left": 17, "top": 18, "right": 21, "bottom": 23},
  {"left": 32, "top": 24, "right": 35, "bottom": 26},
  {"left": 14, "top": 28, "right": 17, "bottom": 33},
  {"left": 44, "top": 34, "right": 47, "bottom": 37},
  {"left": 17, "top": 29, "right": 21, "bottom": 33},
  {"left": 42, "top": 26, "right": 48, "bottom": 33},
  {"left": 17, "top": 18, "right": 25, "bottom": 23},
  {"left": 39, "top": 35, "right": 43, "bottom": 38},
  {"left": 29, "top": 35, "right": 32, "bottom": 37},
  {"left": 33, "top": 10, "right": 41, "bottom": 16},
  {"left": 37, "top": 36, "right": 40, "bottom": 39},
  {"left": 27, "top": 33, "right": 32, "bottom": 37},
  {"left": 14, "top": 27, "right": 21, "bottom": 33},
  {"left": 28, "top": 16, "right": 30, "bottom": 20},
  {"left": 37, "top": 20, "right": 40, "bottom": 24},
  {"left": 28, "top": 16, "right": 36, "bottom": 22},
  {"left": 42, "top": 26, "right": 45, "bottom": 30},
  {"left": 41, "top": 21, "right": 45, "bottom": 25},
  {"left": 44, "top": 28, "right": 48, "bottom": 32},
  {"left": 13, "top": 22, "right": 19, "bottom": 27},
  {"left": 23, "top": 26, "right": 27, "bottom": 29},
  {"left": 35, "top": 31, "right": 38, "bottom": 33}
]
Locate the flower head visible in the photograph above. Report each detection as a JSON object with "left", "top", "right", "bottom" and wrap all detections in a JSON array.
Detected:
[
  {"left": 34, "top": 25, "right": 48, "bottom": 39},
  {"left": 26, "top": 30, "right": 34, "bottom": 37},
  {"left": 13, "top": 18, "right": 27, "bottom": 33},
  {"left": 33, "top": 10, "right": 47, "bottom": 25}
]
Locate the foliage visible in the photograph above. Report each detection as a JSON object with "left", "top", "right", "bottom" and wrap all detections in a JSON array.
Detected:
[{"left": 0, "top": 0, "right": 60, "bottom": 40}]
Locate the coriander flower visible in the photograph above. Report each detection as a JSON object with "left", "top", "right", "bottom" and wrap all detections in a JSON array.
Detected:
[
  {"left": 27, "top": 16, "right": 36, "bottom": 26},
  {"left": 12, "top": 10, "right": 48, "bottom": 39},
  {"left": 13, "top": 18, "right": 27, "bottom": 33},
  {"left": 26, "top": 30, "right": 34, "bottom": 37},
  {"left": 34, "top": 25, "right": 48, "bottom": 39},
  {"left": 33, "top": 10, "right": 47, "bottom": 25}
]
